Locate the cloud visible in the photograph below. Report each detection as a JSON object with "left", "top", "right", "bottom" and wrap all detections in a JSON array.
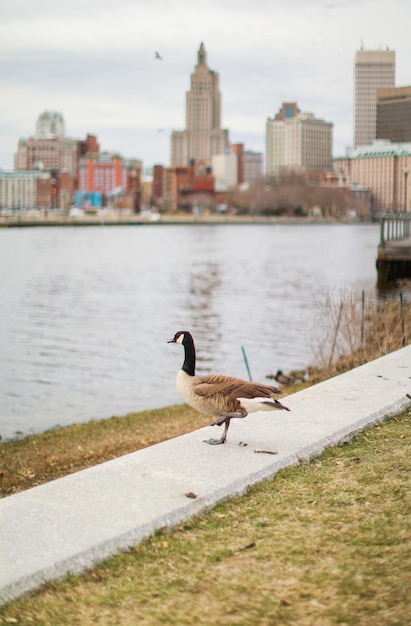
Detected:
[{"left": 0, "top": 0, "right": 410, "bottom": 169}]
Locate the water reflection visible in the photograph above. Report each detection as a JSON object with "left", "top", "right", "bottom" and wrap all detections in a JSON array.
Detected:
[
  {"left": 186, "top": 262, "right": 222, "bottom": 371},
  {"left": 0, "top": 222, "right": 396, "bottom": 440}
]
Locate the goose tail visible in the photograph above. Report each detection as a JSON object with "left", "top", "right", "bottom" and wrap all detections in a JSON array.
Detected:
[{"left": 238, "top": 397, "right": 290, "bottom": 413}]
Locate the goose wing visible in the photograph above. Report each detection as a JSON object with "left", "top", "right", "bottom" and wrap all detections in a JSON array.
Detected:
[{"left": 193, "top": 374, "right": 281, "bottom": 401}]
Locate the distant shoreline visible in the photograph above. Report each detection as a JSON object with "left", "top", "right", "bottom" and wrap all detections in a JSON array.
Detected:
[{"left": 0, "top": 214, "right": 370, "bottom": 228}]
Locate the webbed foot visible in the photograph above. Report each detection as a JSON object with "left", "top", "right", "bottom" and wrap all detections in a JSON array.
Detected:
[{"left": 203, "top": 436, "right": 227, "bottom": 445}]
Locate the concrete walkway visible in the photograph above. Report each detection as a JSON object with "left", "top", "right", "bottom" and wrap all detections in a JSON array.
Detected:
[{"left": 1, "top": 346, "right": 410, "bottom": 605}]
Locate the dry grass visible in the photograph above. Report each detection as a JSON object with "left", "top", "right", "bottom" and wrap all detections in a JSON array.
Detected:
[
  {"left": 0, "top": 405, "right": 213, "bottom": 497},
  {"left": 1, "top": 407, "right": 410, "bottom": 625},
  {"left": 309, "top": 289, "right": 411, "bottom": 382}
]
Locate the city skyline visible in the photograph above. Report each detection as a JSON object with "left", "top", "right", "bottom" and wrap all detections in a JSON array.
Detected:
[{"left": 1, "top": 0, "right": 410, "bottom": 171}]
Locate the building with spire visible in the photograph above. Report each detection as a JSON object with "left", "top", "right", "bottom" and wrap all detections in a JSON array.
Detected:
[{"left": 171, "top": 43, "right": 230, "bottom": 167}]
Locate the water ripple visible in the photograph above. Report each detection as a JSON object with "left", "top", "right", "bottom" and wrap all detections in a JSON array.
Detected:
[{"left": 0, "top": 223, "right": 384, "bottom": 440}]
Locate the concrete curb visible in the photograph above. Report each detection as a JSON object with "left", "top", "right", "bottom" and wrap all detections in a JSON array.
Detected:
[{"left": 1, "top": 346, "right": 410, "bottom": 605}]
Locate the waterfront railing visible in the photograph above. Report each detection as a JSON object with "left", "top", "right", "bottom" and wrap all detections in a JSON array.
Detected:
[{"left": 380, "top": 212, "right": 411, "bottom": 246}]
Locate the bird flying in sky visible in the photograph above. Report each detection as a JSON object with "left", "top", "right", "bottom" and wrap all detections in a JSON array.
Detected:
[{"left": 155, "top": 52, "right": 163, "bottom": 60}]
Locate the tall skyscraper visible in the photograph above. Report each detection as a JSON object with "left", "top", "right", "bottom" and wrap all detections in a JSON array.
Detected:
[
  {"left": 353, "top": 48, "right": 395, "bottom": 149},
  {"left": 266, "top": 102, "right": 333, "bottom": 176},
  {"left": 171, "top": 43, "right": 229, "bottom": 167}
]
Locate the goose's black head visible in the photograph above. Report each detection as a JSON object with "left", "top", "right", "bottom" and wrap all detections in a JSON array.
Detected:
[
  {"left": 167, "top": 330, "right": 192, "bottom": 346},
  {"left": 168, "top": 330, "right": 195, "bottom": 375}
]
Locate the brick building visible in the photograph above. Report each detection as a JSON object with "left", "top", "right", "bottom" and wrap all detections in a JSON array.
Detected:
[
  {"left": 334, "top": 139, "right": 411, "bottom": 215},
  {"left": 14, "top": 134, "right": 99, "bottom": 177},
  {"left": 77, "top": 154, "right": 142, "bottom": 210}
]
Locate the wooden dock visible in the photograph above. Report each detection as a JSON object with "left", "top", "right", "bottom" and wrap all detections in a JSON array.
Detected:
[{"left": 377, "top": 213, "right": 411, "bottom": 285}]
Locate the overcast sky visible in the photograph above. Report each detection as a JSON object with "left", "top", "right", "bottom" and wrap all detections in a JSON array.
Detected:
[{"left": 1, "top": 0, "right": 410, "bottom": 172}]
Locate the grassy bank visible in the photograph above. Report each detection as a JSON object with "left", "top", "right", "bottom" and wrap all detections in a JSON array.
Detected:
[
  {"left": 0, "top": 404, "right": 217, "bottom": 497},
  {"left": 0, "top": 405, "right": 410, "bottom": 625},
  {"left": 2, "top": 289, "right": 409, "bottom": 498},
  {"left": 1, "top": 285, "right": 409, "bottom": 497}
]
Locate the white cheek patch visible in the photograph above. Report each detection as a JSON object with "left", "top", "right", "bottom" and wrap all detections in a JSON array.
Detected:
[{"left": 176, "top": 333, "right": 184, "bottom": 344}]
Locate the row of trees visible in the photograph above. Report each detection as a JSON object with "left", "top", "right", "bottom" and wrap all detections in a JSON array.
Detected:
[
  {"left": 229, "top": 172, "right": 371, "bottom": 219},
  {"left": 175, "top": 172, "right": 372, "bottom": 219}
]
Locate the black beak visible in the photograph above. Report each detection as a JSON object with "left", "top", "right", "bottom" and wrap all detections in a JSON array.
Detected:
[{"left": 167, "top": 339, "right": 176, "bottom": 343}]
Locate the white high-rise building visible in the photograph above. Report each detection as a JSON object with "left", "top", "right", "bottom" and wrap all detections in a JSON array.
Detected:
[
  {"left": 353, "top": 48, "right": 395, "bottom": 149},
  {"left": 171, "top": 43, "right": 229, "bottom": 167},
  {"left": 212, "top": 151, "right": 237, "bottom": 191},
  {"left": 266, "top": 102, "right": 333, "bottom": 176},
  {"left": 35, "top": 111, "right": 65, "bottom": 138}
]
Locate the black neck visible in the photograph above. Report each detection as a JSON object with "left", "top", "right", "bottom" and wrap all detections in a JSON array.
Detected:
[{"left": 182, "top": 334, "right": 196, "bottom": 376}]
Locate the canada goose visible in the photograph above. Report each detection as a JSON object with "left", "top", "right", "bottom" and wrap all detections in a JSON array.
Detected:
[{"left": 168, "top": 330, "right": 290, "bottom": 445}]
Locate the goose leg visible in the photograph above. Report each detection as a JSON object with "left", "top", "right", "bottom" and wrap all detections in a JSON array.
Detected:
[
  {"left": 204, "top": 411, "right": 248, "bottom": 445},
  {"left": 210, "top": 411, "right": 248, "bottom": 427},
  {"left": 204, "top": 417, "right": 231, "bottom": 445}
]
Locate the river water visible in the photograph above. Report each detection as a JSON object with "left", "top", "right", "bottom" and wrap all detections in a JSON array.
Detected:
[{"left": 0, "top": 222, "right": 384, "bottom": 440}]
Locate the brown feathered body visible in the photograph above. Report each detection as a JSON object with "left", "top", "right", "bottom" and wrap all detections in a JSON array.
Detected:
[{"left": 177, "top": 369, "right": 286, "bottom": 418}]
